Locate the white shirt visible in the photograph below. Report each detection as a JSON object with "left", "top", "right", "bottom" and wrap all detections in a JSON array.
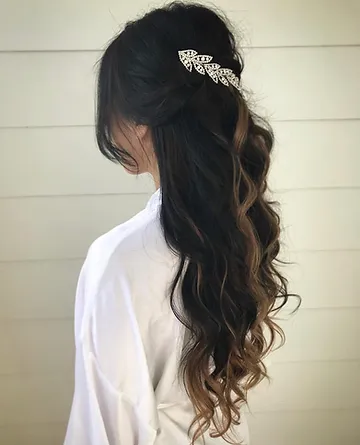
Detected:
[{"left": 64, "top": 189, "right": 249, "bottom": 445}]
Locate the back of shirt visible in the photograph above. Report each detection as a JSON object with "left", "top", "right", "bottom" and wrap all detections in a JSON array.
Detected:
[{"left": 64, "top": 190, "right": 249, "bottom": 445}]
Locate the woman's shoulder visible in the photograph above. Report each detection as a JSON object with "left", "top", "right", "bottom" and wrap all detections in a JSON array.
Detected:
[
  {"left": 80, "top": 198, "right": 177, "bottom": 314},
  {"left": 86, "top": 208, "right": 161, "bottom": 280},
  {"left": 74, "top": 198, "right": 179, "bottom": 391},
  {"left": 87, "top": 190, "right": 166, "bottom": 270}
]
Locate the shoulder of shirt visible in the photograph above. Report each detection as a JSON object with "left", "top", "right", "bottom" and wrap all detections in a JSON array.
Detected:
[
  {"left": 89, "top": 208, "right": 161, "bottom": 269},
  {"left": 75, "top": 193, "right": 176, "bottom": 339},
  {"left": 81, "top": 194, "right": 175, "bottom": 295}
]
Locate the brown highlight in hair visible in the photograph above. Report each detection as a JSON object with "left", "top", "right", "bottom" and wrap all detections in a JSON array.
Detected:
[
  {"left": 95, "top": 3, "right": 299, "bottom": 443},
  {"left": 167, "top": 94, "right": 297, "bottom": 445}
]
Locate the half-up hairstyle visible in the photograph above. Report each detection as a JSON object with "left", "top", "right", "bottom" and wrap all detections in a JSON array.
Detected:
[{"left": 96, "top": 2, "right": 296, "bottom": 443}]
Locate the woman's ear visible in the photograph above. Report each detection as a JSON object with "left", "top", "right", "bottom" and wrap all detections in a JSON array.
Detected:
[
  {"left": 135, "top": 124, "right": 154, "bottom": 157},
  {"left": 135, "top": 124, "right": 150, "bottom": 142},
  {"left": 135, "top": 124, "right": 158, "bottom": 184}
]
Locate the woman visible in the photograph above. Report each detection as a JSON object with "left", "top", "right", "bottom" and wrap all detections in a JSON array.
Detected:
[{"left": 65, "top": 2, "right": 291, "bottom": 444}]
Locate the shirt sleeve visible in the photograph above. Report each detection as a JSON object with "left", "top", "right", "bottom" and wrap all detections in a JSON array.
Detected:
[
  {"left": 64, "top": 343, "right": 156, "bottom": 445},
  {"left": 64, "top": 257, "right": 158, "bottom": 445}
]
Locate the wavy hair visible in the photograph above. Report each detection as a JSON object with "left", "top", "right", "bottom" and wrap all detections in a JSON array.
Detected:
[{"left": 96, "top": 2, "right": 297, "bottom": 443}]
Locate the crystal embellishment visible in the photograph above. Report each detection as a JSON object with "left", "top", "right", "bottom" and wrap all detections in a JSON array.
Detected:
[{"left": 178, "top": 49, "right": 241, "bottom": 92}]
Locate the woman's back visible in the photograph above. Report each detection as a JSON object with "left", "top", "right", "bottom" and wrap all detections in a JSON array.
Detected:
[{"left": 65, "top": 190, "right": 249, "bottom": 444}]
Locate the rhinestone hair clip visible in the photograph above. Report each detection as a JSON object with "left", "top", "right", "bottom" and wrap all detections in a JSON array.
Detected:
[{"left": 178, "top": 49, "right": 241, "bottom": 92}]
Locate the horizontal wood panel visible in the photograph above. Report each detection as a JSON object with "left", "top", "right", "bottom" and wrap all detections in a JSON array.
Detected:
[
  {"left": 285, "top": 250, "right": 360, "bottom": 309},
  {"left": 243, "top": 46, "right": 360, "bottom": 121},
  {"left": 1, "top": 47, "right": 359, "bottom": 128},
  {"left": 0, "top": 0, "right": 149, "bottom": 51},
  {"left": 1, "top": 361, "right": 358, "bottom": 425},
  {"left": 272, "top": 308, "right": 360, "bottom": 363},
  {"left": 270, "top": 120, "right": 360, "bottom": 190},
  {"left": 0, "top": 260, "right": 82, "bottom": 319},
  {"left": 247, "top": 410, "right": 360, "bottom": 445},
  {"left": 0, "top": 0, "right": 359, "bottom": 51},
  {"left": 0, "top": 194, "right": 150, "bottom": 261},
  {"left": 1, "top": 250, "right": 357, "bottom": 321},
  {"left": 278, "top": 189, "right": 360, "bottom": 251},
  {"left": 228, "top": 0, "right": 360, "bottom": 47},
  {"left": 249, "top": 361, "right": 360, "bottom": 412},
  {"left": 0, "top": 422, "right": 66, "bottom": 445},
  {"left": 0, "top": 127, "right": 152, "bottom": 197},
  {"left": 0, "top": 320, "right": 74, "bottom": 375},
  {"left": 0, "top": 413, "right": 359, "bottom": 445},
  {"left": 0, "top": 52, "right": 96, "bottom": 127},
  {"left": 0, "top": 309, "right": 358, "bottom": 376},
  {"left": 1, "top": 189, "right": 358, "bottom": 262},
  {"left": 0, "top": 374, "right": 73, "bottom": 426},
  {"left": 1, "top": 121, "right": 358, "bottom": 198},
  {"left": 0, "top": 412, "right": 359, "bottom": 445}
]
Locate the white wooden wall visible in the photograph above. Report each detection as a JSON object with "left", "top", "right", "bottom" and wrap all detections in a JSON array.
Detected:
[{"left": 0, "top": 1, "right": 359, "bottom": 444}]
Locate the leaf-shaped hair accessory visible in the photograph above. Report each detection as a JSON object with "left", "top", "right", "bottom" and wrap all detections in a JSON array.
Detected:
[{"left": 178, "top": 49, "right": 241, "bottom": 92}]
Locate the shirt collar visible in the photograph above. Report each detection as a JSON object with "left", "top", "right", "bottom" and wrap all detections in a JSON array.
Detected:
[{"left": 146, "top": 188, "right": 161, "bottom": 212}]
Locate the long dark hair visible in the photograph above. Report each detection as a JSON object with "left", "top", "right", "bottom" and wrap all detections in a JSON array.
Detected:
[{"left": 96, "top": 2, "right": 295, "bottom": 443}]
